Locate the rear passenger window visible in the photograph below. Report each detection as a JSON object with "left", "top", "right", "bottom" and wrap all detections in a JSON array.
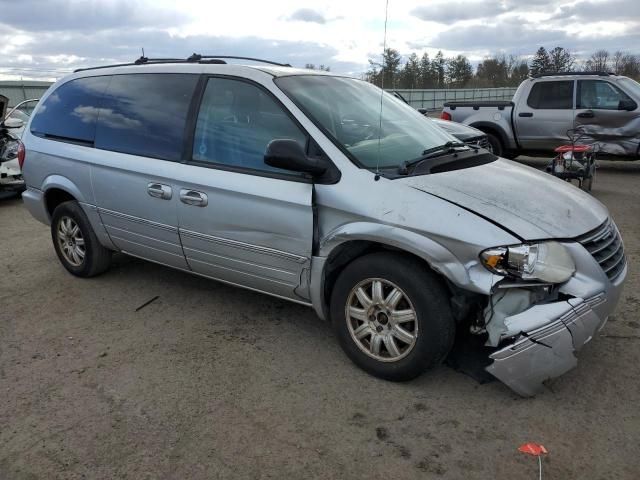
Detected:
[
  {"left": 30, "top": 76, "right": 110, "bottom": 144},
  {"left": 192, "top": 77, "right": 307, "bottom": 174},
  {"left": 527, "top": 81, "right": 574, "bottom": 109},
  {"left": 95, "top": 74, "right": 198, "bottom": 161}
]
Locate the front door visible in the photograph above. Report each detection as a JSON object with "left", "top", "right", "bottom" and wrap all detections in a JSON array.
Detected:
[
  {"left": 176, "top": 76, "right": 314, "bottom": 301},
  {"left": 516, "top": 80, "right": 575, "bottom": 150},
  {"left": 92, "top": 73, "right": 200, "bottom": 269},
  {"left": 574, "top": 79, "right": 640, "bottom": 156}
]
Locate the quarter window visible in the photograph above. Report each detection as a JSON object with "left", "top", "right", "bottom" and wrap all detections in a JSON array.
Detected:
[
  {"left": 30, "top": 76, "right": 110, "bottom": 144},
  {"left": 192, "top": 78, "right": 307, "bottom": 174},
  {"left": 526, "top": 81, "right": 574, "bottom": 109},
  {"left": 577, "top": 80, "right": 635, "bottom": 110},
  {"left": 95, "top": 74, "right": 198, "bottom": 161}
]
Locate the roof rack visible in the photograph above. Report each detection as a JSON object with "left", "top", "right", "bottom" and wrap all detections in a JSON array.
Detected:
[
  {"left": 532, "top": 71, "right": 614, "bottom": 78},
  {"left": 74, "top": 54, "right": 291, "bottom": 73}
]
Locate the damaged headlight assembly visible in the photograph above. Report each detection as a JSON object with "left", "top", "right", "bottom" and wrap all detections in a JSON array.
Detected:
[{"left": 480, "top": 242, "right": 575, "bottom": 284}]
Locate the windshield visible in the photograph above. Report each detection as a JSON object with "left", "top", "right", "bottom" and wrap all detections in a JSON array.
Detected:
[
  {"left": 618, "top": 77, "right": 640, "bottom": 99},
  {"left": 275, "top": 75, "right": 457, "bottom": 169}
]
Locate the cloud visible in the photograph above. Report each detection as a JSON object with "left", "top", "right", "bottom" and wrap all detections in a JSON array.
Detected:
[
  {"left": 554, "top": 0, "right": 640, "bottom": 21},
  {"left": 1, "top": 0, "right": 639, "bottom": 81},
  {"left": 411, "top": 1, "right": 513, "bottom": 23},
  {"left": 0, "top": 0, "right": 188, "bottom": 31},
  {"left": 427, "top": 17, "right": 640, "bottom": 59},
  {"left": 0, "top": 28, "right": 365, "bottom": 80},
  {"left": 288, "top": 8, "right": 328, "bottom": 24},
  {"left": 429, "top": 21, "right": 569, "bottom": 53}
]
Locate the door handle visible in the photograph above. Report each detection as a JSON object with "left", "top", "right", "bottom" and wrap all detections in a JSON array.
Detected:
[
  {"left": 577, "top": 110, "right": 594, "bottom": 118},
  {"left": 180, "top": 189, "right": 208, "bottom": 207},
  {"left": 147, "top": 183, "right": 172, "bottom": 200},
  {"left": 518, "top": 112, "right": 533, "bottom": 117}
]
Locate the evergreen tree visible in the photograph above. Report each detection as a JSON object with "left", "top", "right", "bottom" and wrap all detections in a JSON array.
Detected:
[
  {"left": 446, "top": 55, "right": 473, "bottom": 87},
  {"left": 418, "top": 53, "right": 433, "bottom": 88},
  {"left": 530, "top": 47, "right": 551, "bottom": 76},
  {"left": 399, "top": 53, "right": 420, "bottom": 88},
  {"left": 475, "top": 57, "right": 508, "bottom": 87},
  {"left": 548, "top": 47, "right": 575, "bottom": 72},
  {"left": 431, "top": 51, "right": 446, "bottom": 88}
]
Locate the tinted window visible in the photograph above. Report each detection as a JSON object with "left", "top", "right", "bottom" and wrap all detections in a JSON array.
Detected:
[
  {"left": 30, "top": 76, "right": 110, "bottom": 143},
  {"left": 95, "top": 74, "right": 198, "bottom": 161},
  {"left": 577, "top": 80, "right": 634, "bottom": 110},
  {"left": 192, "top": 78, "right": 307, "bottom": 174},
  {"left": 527, "top": 81, "right": 574, "bottom": 109}
]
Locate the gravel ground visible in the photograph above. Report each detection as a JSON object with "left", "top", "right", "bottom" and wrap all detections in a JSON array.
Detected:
[{"left": 1, "top": 158, "right": 639, "bottom": 479}]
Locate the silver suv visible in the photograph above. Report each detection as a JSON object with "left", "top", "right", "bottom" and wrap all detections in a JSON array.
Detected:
[{"left": 21, "top": 56, "right": 626, "bottom": 396}]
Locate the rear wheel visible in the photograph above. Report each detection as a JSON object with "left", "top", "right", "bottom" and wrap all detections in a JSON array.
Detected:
[
  {"left": 51, "top": 201, "right": 111, "bottom": 277},
  {"left": 330, "top": 252, "right": 455, "bottom": 381}
]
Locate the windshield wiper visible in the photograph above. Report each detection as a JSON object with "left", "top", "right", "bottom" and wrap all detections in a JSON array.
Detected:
[{"left": 397, "top": 141, "right": 471, "bottom": 175}]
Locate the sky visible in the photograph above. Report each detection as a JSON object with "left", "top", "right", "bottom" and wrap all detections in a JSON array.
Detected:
[{"left": 0, "top": 0, "right": 639, "bottom": 80}]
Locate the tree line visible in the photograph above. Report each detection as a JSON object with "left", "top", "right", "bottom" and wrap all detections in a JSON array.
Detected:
[{"left": 364, "top": 47, "right": 640, "bottom": 89}]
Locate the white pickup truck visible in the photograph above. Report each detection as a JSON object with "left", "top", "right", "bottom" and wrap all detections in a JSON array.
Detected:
[{"left": 440, "top": 72, "right": 640, "bottom": 159}]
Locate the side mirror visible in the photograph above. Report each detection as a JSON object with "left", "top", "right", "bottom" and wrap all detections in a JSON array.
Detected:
[
  {"left": 618, "top": 99, "right": 637, "bottom": 111},
  {"left": 264, "top": 139, "right": 327, "bottom": 176},
  {"left": 2, "top": 117, "right": 24, "bottom": 129},
  {"left": 417, "top": 108, "right": 428, "bottom": 115}
]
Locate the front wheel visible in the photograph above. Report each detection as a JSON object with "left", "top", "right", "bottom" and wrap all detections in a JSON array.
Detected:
[
  {"left": 330, "top": 252, "right": 455, "bottom": 381},
  {"left": 485, "top": 133, "right": 503, "bottom": 157}
]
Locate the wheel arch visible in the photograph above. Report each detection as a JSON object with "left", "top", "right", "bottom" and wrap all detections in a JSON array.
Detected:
[
  {"left": 312, "top": 223, "right": 471, "bottom": 320},
  {"left": 41, "top": 175, "right": 86, "bottom": 217}
]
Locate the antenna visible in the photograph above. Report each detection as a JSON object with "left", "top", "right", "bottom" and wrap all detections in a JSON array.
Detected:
[{"left": 375, "top": 0, "right": 390, "bottom": 178}]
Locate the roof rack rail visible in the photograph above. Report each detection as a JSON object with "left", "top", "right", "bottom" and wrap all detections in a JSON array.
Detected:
[
  {"left": 532, "top": 71, "right": 613, "bottom": 78},
  {"left": 186, "top": 54, "right": 291, "bottom": 67},
  {"left": 73, "top": 54, "right": 291, "bottom": 73}
]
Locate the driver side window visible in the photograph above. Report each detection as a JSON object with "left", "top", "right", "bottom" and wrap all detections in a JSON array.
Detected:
[
  {"left": 577, "top": 80, "right": 633, "bottom": 110},
  {"left": 192, "top": 78, "right": 308, "bottom": 174}
]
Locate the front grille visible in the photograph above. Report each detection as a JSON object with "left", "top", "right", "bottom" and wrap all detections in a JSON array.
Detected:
[
  {"left": 576, "top": 219, "right": 626, "bottom": 281},
  {"left": 466, "top": 136, "right": 489, "bottom": 149}
]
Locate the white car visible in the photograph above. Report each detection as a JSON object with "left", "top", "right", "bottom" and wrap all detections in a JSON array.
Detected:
[{"left": 1, "top": 98, "right": 38, "bottom": 195}]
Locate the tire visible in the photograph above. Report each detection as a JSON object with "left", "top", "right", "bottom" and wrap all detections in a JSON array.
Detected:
[
  {"left": 330, "top": 252, "right": 455, "bottom": 381},
  {"left": 51, "top": 200, "right": 111, "bottom": 277},
  {"left": 485, "top": 133, "right": 503, "bottom": 157},
  {"left": 581, "top": 162, "right": 595, "bottom": 192}
]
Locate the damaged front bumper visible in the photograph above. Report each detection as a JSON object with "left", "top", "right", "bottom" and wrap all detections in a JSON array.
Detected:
[{"left": 485, "top": 260, "right": 626, "bottom": 396}]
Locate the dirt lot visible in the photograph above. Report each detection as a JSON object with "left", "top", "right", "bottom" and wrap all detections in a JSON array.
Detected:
[{"left": 1, "top": 159, "right": 639, "bottom": 480}]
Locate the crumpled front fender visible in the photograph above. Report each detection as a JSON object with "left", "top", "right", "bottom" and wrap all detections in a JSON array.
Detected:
[{"left": 319, "top": 221, "right": 498, "bottom": 295}]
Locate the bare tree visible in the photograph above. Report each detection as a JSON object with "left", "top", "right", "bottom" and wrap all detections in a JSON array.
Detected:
[{"left": 585, "top": 50, "right": 610, "bottom": 72}]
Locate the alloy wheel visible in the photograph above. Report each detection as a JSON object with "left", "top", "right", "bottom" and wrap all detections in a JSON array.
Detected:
[
  {"left": 345, "top": 278, "right": 418, "bottom": 362},
  {"left": 56, "top": 216, "right": 85, "bottom": 267}
]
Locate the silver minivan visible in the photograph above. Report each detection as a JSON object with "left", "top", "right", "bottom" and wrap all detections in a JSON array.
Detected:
[{"left": 20, "top": 57, "right": 626, "bottom": 396}]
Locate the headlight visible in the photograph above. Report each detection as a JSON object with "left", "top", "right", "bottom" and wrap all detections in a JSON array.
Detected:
[{"left": 480, "top": 241, "right": 575, "bottom": 283}]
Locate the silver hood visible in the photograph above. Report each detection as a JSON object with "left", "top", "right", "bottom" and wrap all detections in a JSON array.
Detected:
[{"left": 399, "top": 159, "right": 609, "bottom": 240}]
